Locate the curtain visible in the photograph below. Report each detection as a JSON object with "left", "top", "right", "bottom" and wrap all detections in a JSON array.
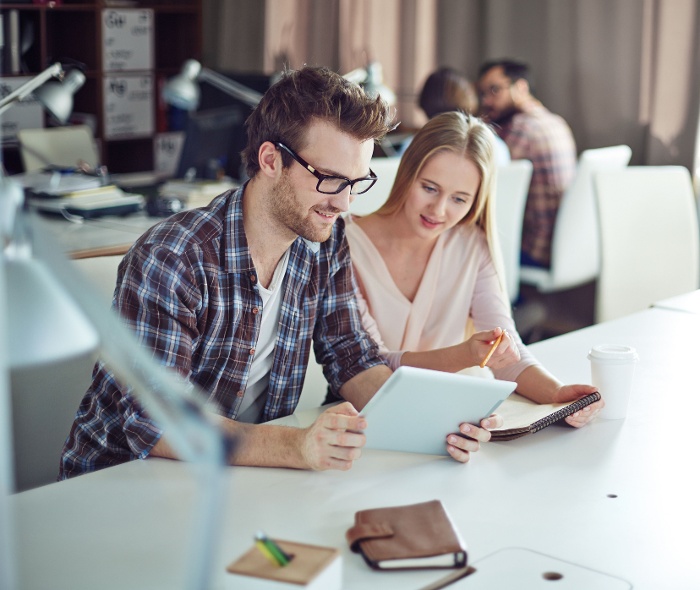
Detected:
[{"left": 203, "top": 0, "right": 700, "bottom": 169}]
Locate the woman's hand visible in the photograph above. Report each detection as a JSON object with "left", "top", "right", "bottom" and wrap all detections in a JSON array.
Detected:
[
  {"left": 554, "top": 384, "right": 605, "bottom": 428},
  {"left": 445, "top": 414, "right": 504, "bottom": 463},
  {"left": 469, "top": 327, "right": 520, "bottom": 370}
]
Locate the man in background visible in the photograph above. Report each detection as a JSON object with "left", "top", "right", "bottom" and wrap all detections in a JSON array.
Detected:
[
  {"left": 478, "top": 59, "right": 576, "bottom": 268},
  {"left": 417, "top": 67, "right": 510, "bottom": 165}
]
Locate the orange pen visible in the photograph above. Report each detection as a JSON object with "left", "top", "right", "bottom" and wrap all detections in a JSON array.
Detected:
[{"left": 480, "top": 331, "right": 505, "bottom": 368}]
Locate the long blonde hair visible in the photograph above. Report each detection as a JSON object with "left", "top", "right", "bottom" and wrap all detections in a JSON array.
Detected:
[{"left": 376, "top": 111, "right": 507, "bottom": 299}]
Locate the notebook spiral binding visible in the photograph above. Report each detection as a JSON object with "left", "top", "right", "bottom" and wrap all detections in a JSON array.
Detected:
[{"left": 530, "top": 392, "right": 602, "bottom": 432}]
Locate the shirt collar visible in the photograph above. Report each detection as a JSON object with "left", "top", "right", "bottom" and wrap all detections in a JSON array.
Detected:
[{"left": 224, "top": 184, "right": 320, "bottom": 272}]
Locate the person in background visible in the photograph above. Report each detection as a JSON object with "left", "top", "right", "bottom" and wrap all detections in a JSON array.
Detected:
[
  {"left": 60, "top": 67, "right": 498, "bottom": 479},
  {"left": 416, "top": 67, "right": 510, "bottom": 165},
  {"left": 337, "top": 111, "right": 603, "bottom": 425},
  {"left": 477, "top": 58, "right": 576, "bottom": 268}
]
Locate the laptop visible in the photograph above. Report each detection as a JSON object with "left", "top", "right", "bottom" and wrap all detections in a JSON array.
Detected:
[{"left": 362, "top": 366, "right": 516, "bottom": 455}]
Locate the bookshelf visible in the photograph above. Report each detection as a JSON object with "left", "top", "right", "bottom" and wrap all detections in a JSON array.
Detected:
[{"left": 0, "top": 1, "right": 202, "bottom": 174}]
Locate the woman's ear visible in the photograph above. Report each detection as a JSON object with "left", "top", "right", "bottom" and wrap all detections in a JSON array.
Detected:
[{"left": 258, "top": 141, "right": 281, "bottom": 179}]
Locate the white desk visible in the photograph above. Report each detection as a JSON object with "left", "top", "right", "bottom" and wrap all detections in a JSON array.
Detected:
[
  {"left": 653, "top": 289, "right": 700, "bottom": 314},
  {"left": 34, "top": 212, "right": 160, "bottom": 259},
  {"left": 9, "top": 307, "right": 700, "bottom": 589}
]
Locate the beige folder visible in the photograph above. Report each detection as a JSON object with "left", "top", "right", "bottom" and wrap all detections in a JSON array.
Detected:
[{"left": 17, "top": 125, "right": 99, "bottom": 172}]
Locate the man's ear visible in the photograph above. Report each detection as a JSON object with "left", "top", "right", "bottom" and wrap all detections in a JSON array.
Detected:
[{"left": 258, "top": 141, "right": 282, "bottom": 179}]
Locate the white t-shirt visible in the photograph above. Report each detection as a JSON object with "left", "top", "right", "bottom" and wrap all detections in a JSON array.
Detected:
[{"left": 236, "top": 248, "right": 291, "bottom": 423}]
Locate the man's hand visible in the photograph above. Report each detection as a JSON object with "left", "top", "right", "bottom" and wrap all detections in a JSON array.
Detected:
[
  {"left": 300, "top": 402, "right": 367, "bottom": 471},
  {"left": 445, "top": 414, "right": 504, "bottom": 463}
]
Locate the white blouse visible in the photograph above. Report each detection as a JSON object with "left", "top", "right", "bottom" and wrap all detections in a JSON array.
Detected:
[{"left": 345, "top": 216, "right": 538, "bottom": 382}]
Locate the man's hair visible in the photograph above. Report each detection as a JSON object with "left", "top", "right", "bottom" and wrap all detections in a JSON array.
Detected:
[
  {"left": 478, "top": 58, "right": 532, "bottom": 87},
  {"left": 418, "top": 67, "right": 477, "bottom": 119},
  {"left": 242, "top": 66, "right": 395, "bottom": 178}
]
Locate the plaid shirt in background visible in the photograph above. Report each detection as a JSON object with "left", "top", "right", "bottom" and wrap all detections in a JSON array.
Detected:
[
  {"left": 498, "top": 105, "right": 577, "bottom": 268},
  {"left": 60, "top": 186, "right": 385, "bottom": 479}
]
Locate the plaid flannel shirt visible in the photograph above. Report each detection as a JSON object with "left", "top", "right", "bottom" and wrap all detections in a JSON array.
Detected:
[
  {"left": 60, "top": 186, "right": 385, "bottom": 479},
  {"left": 499, "top": 105, "right": 576, "bottom": 267}
]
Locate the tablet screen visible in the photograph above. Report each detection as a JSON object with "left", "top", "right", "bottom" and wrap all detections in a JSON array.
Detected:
[{"left": 362, "top": 366, "right": 516, "bottom": 455}]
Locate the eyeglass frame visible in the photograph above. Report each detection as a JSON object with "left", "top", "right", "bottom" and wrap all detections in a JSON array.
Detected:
[
  {"left": 477, "top": 81, "right": 514, "bottom": 100},
  {"left": 275, "top": 142, "right": 378, "bottom": 195}
]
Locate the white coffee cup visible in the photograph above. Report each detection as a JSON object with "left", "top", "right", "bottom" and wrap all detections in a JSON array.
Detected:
[{"left": 588, "top": 344, "right": 639, "bottom": 419}]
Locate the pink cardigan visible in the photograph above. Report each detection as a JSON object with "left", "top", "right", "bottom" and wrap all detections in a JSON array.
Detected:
[{"left": 346, "top": 216, "right": 538, "bottom": 383}]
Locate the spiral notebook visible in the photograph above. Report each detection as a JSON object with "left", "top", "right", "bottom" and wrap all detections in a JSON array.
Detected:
[{"left": 489, "top": 391, "right": 601, "bottom": 441}]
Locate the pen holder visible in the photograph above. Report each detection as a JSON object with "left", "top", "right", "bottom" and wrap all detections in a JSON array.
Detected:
[{"left": 226, "top": 540, "right": 342, "bottom": 590}]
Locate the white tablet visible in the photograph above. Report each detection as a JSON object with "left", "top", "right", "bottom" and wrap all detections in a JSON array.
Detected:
[{"left": 362, "top": 366, "right": 516, "bottom": 455}]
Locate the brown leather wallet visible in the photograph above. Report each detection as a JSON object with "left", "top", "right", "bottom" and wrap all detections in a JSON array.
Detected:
[{"left": 346, "top": 499, "right": 468, "bottom": 570}]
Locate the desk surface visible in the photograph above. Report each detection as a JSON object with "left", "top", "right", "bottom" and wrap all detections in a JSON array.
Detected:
[
  {"left": 35, "top": 211, "right": 161, "bottom": 259},
  {"left": 652, "top": 289, "right": 700, "bottom": 314},
  {"left": 10, "top": 307, "right": 700, "bottom": 589}
]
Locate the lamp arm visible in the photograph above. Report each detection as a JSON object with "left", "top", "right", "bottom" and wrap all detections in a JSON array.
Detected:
[
  {"left": 0, "top": 63, "right": 64, "bottom": 117},
  {"left": 198, "top": 67, "right": 263, "bottom": 108},
  {"left": 29, "top": 216, "right": 229, "bottom": 590}
]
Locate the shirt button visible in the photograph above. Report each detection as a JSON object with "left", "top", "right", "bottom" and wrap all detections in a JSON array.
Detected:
[
  {"left": 249, "top": 348, "right": 256, "bottom": 355},
  {"left": 236, "top": 390, "right": 244, "bottom": 398},
  {"left": 250, "top": 274, "right": 257, "bottom": 284},
  {"left": 252, "top": 307, "right": 259, "bottom": 314}
]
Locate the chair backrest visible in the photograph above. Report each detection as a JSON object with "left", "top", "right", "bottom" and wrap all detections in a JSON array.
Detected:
[
  {"left": 594, "top": 166, "right": 700, "bottom": 323},
  {"left": 494, "top": 160, "right": 533, "bottom": 302},
  {"left": 71, "top": 255, "right": 124, "bottom": 305},
  {"left": 549, "top": 144, "right": 633, "bottom": 289},
  {"left": 17, "top": 125, "right": 99, "bottom": 172},
  {"left": 521, "top": 145, "right": 632, "bottom": 292},
  {"left": 349, "top": 156, "right": 400, "bottom": 216}
]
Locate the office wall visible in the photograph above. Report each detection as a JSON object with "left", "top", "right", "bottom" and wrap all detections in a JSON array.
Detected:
[{"left": 202, "top": 0, "right": 700, "bottom": 170}]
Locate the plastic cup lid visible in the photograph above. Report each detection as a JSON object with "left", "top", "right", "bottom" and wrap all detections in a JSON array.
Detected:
[{"left": 588, "top": 344, "right": 639, "bottom": 362}]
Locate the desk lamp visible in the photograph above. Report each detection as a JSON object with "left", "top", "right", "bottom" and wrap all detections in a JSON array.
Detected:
[
  {"left": 1, "top": 74, "right": 228, "bottom": 589},
  {"left": 0, "top": 63, "right": 85, "bottom": 125},
  {"left": 343, "top": 60, "right": 397, "bottom": 107},
  {"left": 163, "top": 59, "right": 263, "bottom": 110},
  {"left": 0, "top": 187, "right": 230, "bottom": 590}
]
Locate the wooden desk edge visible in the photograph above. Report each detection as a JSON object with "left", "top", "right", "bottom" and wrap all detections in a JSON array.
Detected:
[{"left": 69, "top": 244, "right": 132, "bottom": 259}]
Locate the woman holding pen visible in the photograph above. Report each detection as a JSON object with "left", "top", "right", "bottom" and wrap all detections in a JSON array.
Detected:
[{"left": 334, "top": 112, "right": 603, "bottom": 459}]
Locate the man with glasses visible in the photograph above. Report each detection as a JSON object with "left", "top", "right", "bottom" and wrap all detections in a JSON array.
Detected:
[
  {"left": 477, "top": 59, "right": 576, "bottom": 269},
  {"left": 61, "top": 66, "right": 497, "bottom": 478}
]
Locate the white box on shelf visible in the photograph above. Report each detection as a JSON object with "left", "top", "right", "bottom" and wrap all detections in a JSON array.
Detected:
[
  {"left": 102, "top": 8, "right": 154, "bottom": 72},
  {"left": 103, "top": 74, "right": 154, "bottom": 139},
  {"left": 0, "top": 77, "right": 44, "bottom": 141}
]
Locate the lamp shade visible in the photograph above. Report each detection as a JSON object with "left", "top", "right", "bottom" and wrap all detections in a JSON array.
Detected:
[
  {"left": 362, "top": 61, "right": 396, "bottom": 106},
  {"left": 162, "top": 59, "right": 202, "bottom": 111},
  {"left": 33, "top": 69, "right": 86, "bottom": 125},
  {"left": 6, "top": 258, "right": 99, "bottom": 368}
]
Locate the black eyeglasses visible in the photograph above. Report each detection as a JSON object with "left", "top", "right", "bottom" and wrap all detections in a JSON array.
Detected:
[
  {"left": 276, "top": 142, "right": 378, "bottom": 195},
  {"left": 478, "top": 82, "right": 513, "bottom": 100}
]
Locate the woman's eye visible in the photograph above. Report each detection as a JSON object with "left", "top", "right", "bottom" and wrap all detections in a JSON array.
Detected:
[
  {"left": 453, "top": 196, "right": 467, "bottom": 204},
  {"left": 422, "top": 184, "right": 437, "bottom": 194}
]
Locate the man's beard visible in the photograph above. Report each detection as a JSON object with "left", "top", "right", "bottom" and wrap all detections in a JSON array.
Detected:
[
  {"left": 269, "top": 171, "right": 341, "bottom": 243},
  {"left": 484, "top": 104, "right": 519, "bottom": 127}
]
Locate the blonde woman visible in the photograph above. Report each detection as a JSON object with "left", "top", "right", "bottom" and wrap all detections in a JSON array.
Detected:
[{"left": 343, "top": 111, "right": 603, "bottom": 426}]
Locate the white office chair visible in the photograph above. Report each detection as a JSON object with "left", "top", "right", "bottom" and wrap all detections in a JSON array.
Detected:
[
  {"left": 11, "top": 255, "right": 124, "bottom": 492},
  {"left": 494, "top": 160, "right": 533, "bottom": 303},
  {"left": 17, "top": 124, "right": 100, "bottom": 172},
  {"left": 520, "top": 145, "right": 632, "bottom": 292},
  {"left": 349, "top": 156, "right": 400, "bottom": 216},
  {"left": 594, "top": 166, "right": 700, "bottom": 323},
  {"left": 70, "top": 255, "right": 124, "bottom": 305}
]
